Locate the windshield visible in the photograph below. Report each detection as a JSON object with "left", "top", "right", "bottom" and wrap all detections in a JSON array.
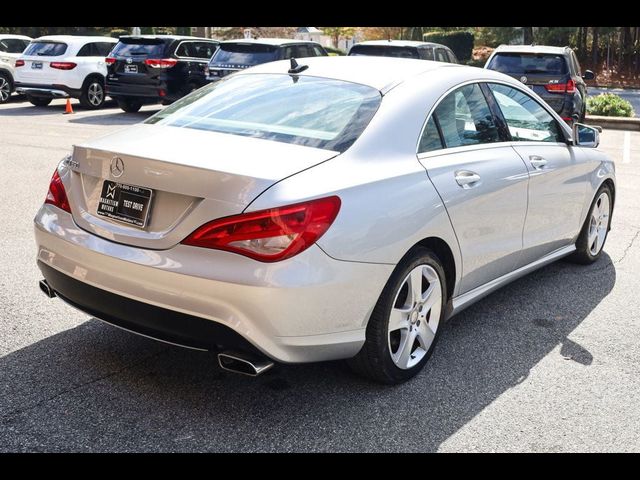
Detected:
[
  {"left": 488, "top": 53, "right": 568, "bottom": 75},
  {"left": 111, "top": 39, "right": 167, "bottom": 58},
  {"left": 146, "top": 74, "right": 381, "bottom": 152},
  {"left": 23, "top": 41, "right": 67, "bottom": 57},
  {"left": 349, "top": 45, "right": 419, "bottom": 59},
  {"left": 210, "top": 43, "right": 278, "bottom": 66}
]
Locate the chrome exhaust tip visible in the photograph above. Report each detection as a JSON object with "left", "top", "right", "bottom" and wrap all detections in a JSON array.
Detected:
[
  {"left": 218, "top": 351, "right": 274, "bottom": 377},
  {"left": 39, "top": 279, "right": 56, "bottom": 298}
]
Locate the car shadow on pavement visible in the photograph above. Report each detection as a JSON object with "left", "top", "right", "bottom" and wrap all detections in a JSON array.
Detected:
[{"left": 0, "top": 254, "right": 615, "bottom": 452}]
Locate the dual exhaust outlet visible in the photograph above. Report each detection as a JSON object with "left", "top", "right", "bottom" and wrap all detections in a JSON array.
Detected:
[{"left": 39, "top": 279, "right": 274, "bottom": 377}]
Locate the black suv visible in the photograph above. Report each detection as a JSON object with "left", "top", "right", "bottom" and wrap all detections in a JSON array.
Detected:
[
  {"left": 106, "top": 35, "right": 219, "bottom": 112},
  {"left": 206, "top": 38, "right": 327, "bottom": 82},
  {"left": 485, "top": 45, "right": 594, "bottom": 123},
  {"left": 348, "top": 40, "right": 458, "bottom": 63}
]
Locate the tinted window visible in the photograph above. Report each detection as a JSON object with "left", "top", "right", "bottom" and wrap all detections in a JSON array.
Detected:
[
  {"left": 447, "top": 50, "right": 457, "bottom": 64},
  {"left": 418, "top": 116, "right": 443, "bottom": 153},
  {"left": 97, "top": 42, "right": 116, "bottom": 56},
  {"left": 418, "top": 48, "right": 434, "bottom": 61},
  {"left": 146, "top": 74, "right": 381, "bottom": 152},
  {"left": 349, "top": 45, "right": 419, "bottom": 59},
  {"left": 111, "top": 39, "right": 167, "bottom": 58},
  {"left": 23, "top": 41, "right": 67, "bottom": 56},
  {"left": 435, "top": 48, "right": 448, "bottom": 62},
  {"left": 211, "top": 43, "right": 278, "bottom": 66},
  {"left": 175, "top": 42, "right": 194, "bottom": 57},
  {"left": 487, "top": 53, "right": 568, "bottom": 75},
  {"left": 488, "top": 83, "right": 564, "bottom": 143},
  {"left": 193, "top": 42, "right": 217, "bottom": 59},
  {"left": 77, "top": 42, "right": 102, "bottom": 57},
  {"left": 281, "top": 46, "right": 295, "bottom": 59},
  {"left": 0, "top": 38, "right": 28, "bottom": 54},
  {"left": 311, "top": 45, "right": 326, "bottom": 56},
  {"left": 433, "top": 83, "right": 500, "bottom": 148},
  {"left": 570, "top": 51, "right": 581, "bottom": 76},
  {"left": 294, "top": 45, "right": 314, "bottom": 58}
]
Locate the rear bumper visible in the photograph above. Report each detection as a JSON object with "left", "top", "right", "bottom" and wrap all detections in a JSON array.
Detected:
[
  {"left": 106, "top": 79, "right": 179, "bottom": 103},
  {"left": 15, "top": 82, "right": 81, "bottom": 99},
  {"left": 34, "top": 204, "right": 393, "bottom": 363}
]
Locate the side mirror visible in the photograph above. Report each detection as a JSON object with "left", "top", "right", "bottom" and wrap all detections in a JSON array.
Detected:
[
  {"left": 572, "top": 123, "right": 600, "bottom": 148},
  {"left": 582, "top": 70, "right": 595, "bottom": 81}
]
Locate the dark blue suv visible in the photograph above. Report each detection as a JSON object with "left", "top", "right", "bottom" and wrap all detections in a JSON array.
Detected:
[{"left": 485, "top": 45, "right": 594, "bottom": 123}]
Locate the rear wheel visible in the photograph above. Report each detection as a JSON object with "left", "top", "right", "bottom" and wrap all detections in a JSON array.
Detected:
[
  {"left": 117, "top": 98, "right": 143, "bottom": 113},
  {"left": 0, "top": 72, "right": 12, "bottom": 104},
  {"left": 568, "top": 184, "right": 612, "bottom": 264},
  {"left": 79, "top": 78, "right": 106, "bottom": 109},
  {"left": 27, "top": 96, "right": 52, "bottom": 107},
  {"left": 348, "top": 247, "right": 446, "bottom": 384}
]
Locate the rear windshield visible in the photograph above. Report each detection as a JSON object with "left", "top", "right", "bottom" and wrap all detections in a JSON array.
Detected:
[
  {"left": 146, "top": 74, "right": 381, "bottom": 152},
  {"left": 349, "top": 45, "right": 419, "bottom": 59},
  {"left": 111, "top": 38, "right": 167, "bottom": 58},
  {"left": 210, "top": 43, "right": 278, "bottom": 66},
  {"left": 23, "top": 41, "right": 67, "bottom": 57},
  {"left": 487, "top": 53, "right": 568, "bottom": 75}
]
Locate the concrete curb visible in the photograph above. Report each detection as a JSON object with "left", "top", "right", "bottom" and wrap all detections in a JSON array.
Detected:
[{"left": 585, "top": 115, "right": 640, "bottom": 131}]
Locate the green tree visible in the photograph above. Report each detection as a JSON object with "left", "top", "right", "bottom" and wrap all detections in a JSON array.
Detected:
[{"left": 321, "top": 27, "right": 357, "bottom": 48}]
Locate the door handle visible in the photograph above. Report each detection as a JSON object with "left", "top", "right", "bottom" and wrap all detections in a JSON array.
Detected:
[
  {"left": 529, "top": 155, "right": 547, "bottom": 169},
  {"left": 454, "top": 170, "right": 481, "bottom": 188}
]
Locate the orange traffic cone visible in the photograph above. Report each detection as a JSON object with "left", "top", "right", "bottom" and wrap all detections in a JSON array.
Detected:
[{"left": 63, "top": 98, "right": 74, "bottom": 115}]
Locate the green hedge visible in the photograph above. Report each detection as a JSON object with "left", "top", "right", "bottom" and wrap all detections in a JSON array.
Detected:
[
  {"left": 587, "top": 93, "right": 635, "bottom": 118},
  {"left": 423, "top": 31, "right": 474, "bottom": 62}
]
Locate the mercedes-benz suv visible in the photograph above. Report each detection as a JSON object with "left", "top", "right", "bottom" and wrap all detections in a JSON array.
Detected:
[{"left": 0, "top": 34, "right": 32, "bottom": 104}]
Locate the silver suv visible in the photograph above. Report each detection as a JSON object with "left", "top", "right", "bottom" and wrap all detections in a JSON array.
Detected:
[{"left": 0, "top": 34, "right": 32, "bottom": 103}]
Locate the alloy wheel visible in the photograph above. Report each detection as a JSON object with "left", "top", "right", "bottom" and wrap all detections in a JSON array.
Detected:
[
  {"left": 588, "top": 192, "right": 610, "bottom": 255},
  {"left": 0, "top": 77, "right": 10, "bottom": 103},
  {"left": 87, "top": 82, "right": 104, "bottom": 106}
]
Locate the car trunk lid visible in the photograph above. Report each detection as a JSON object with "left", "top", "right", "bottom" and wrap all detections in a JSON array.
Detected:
[{"left": 67, "top": 124, "right": 338, "bottom": 250}]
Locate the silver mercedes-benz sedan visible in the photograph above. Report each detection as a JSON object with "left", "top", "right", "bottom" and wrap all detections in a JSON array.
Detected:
[{"left": 34, "top": 56, "right": 615, "bottom": 384}]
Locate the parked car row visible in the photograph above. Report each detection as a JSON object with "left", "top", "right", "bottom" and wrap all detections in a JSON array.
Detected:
[{"left": 2, "top": 34, "right": 594, "bottom": 123}]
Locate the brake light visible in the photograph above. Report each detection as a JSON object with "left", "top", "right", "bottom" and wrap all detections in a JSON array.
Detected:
[
  {"left": 50, "top": 62, "right": 77, "bottom": 70},
  {"left": 545, "top": 79, "right": 576, "bottom": 94},
  {"left": 44, "top": 170, "right": 71, "bottom": 213},
  {"left": 144, "top": 58, "right": 178, "bottom": 69},
  {"left": 15, "top": 59, "right": 25, "bottom": 67},
  {"left": 105, "top": 57, "right": 116, "bottom": 64},
  {"left": 182, "top": 196, "right": 342, "bottom": 262}
]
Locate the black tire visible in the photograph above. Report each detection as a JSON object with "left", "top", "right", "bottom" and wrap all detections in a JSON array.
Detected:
[
  {"left": 568, "top": 183, "right": 613, "bottom": 265},
  {"left": 348, "top": 247, "right": 447, "bottom": 384},
  {"left": 79, "top": 77, "right": 106, "bottom": 109},
  {"left": 117, "top": 98, "right": 143, "bottom": 113},
  {"left": 27, "top": 96, "right": 52, "bottom": 107},
  {"left": 0, "top": 71, "right": 13, "bottom": 104}
]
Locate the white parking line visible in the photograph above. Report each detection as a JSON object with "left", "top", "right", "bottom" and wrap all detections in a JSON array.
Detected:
[{"left": 623, "top": 131, "right": 631, "bottom": 163}]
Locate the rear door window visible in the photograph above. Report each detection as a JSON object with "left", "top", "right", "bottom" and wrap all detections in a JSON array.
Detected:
[
  {"left": 211, "top": 43, "right": 279, "bottom": 66},
  {"left": 23, "top": 41, "right": 67, "bottom": 56},
  {"left": 311, "top": 45, "right": 326, "bottom": 56},
  {"left": 193, "top": 42, "right": 217, "bottom": 59},
  {"left": 435, "top": 48, "right": 448, "bottom": 62},
  {"left": 418, "top": 48, "right": 434, "bottom": 61},
  {"left": 77, "top": 42, "right": 108, "bottom": 57},
  {"left": 487, "top": 53, "right": 568, "bottom": 75}
]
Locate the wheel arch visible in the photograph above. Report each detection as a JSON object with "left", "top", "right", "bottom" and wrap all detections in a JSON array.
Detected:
[
  {"left": 0, "top": 67, "right": 14, "bottom": 86},
  {"left": 409, "top": 236, "right": 457, "bottom": 302},
  {"left": 601, "top": 177, "right": 616, "bottom": 229},
  {"left": 82, "top": 72, "right": 105, "bottom": 89}
]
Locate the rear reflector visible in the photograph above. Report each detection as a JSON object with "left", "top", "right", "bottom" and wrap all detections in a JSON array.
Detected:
[
  {"left": 182, "top": 196, "right": 342, "bottom": 262},
  {"left": 105, "top": 57, "right": 116, "bottom": 64},
  {"left": 44, "top": 170, "right": 71, "bottom": 213},
  {"left": 144, "top": 58, "right": 178, "bottom": 68},
  {"left": 50, "top": 62, "right": 77, "bottom": 70},
  {"left": 15, "top": 59, "right": 25, "bottom": 67}
]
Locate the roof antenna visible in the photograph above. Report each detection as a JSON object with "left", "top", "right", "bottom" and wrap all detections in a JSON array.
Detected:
[{"left": 288, "top": 57, "right": 308, "bottom": 74}]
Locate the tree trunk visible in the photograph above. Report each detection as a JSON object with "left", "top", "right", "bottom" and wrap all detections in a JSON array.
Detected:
[
  {"left": 523, "top": 27, "right": 534, "bottom": 44},
  {"left": 592, "top": 27, "right": 599, "bottom": 67}
]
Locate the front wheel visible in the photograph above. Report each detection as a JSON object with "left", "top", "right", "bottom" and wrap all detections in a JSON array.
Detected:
[
  {"left": 568, "top": 184, "right": 612, "bottom": 264},
  {"left": 117, "top": 98, "right": 143, "bottom": 113},
  {"left": 27, "top": 96, "right": 52, "bottom": 107},
  {"left": 79, "top": 78, "right": 106, "bottom": 109},
  {"left": 348, "top": 247, "right": 446, "bottom": 384}
]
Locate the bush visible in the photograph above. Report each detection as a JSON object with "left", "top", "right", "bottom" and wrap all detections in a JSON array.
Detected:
[
  {"left": 110, "top": 29, "right": 129, "bottom": 39},
  {"left": 324, "top": 46, "right": 346, "bottom": 56},
  {"left": 423, "top": 31, "right": 474, "bottom": 62},
  {"left": 586, "top": 93, "right": 635, "bottom": 117}
]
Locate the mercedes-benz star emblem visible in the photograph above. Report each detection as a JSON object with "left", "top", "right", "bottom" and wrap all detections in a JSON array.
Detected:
[
  {"left": 520, "top": 75, "right": 528, "bottom": 84},
  {"left": 110, "top": 157, "right": 125, "bottom": 178},
  {"left": 126, "top": 58, "right": 133, "bottom": 64}
]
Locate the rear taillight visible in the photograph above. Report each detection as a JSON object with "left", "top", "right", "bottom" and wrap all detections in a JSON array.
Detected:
[
  {"left": 182, "top": 196, "right": 342, "bottom": 262},
  {"left": 545, "top": 79, "right": 576, "bottom": 94},
  {"left": 144, "top": 58, "right": 178, "bottom": 69},
  {"left": 105, "top": 57, "right": 116, "bottom": 64},
  {"left": 15, "top": 59, "right": 25, "bottom": 67},
  {"left": 50, "top": 62, "right": 77, "bottom": 70},
  {"left": 44, "top": 170, "right": 71, "bottom": 213}
]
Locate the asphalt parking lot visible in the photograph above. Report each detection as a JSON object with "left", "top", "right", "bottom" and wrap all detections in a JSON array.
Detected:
[{"left": 1, "top": 96, "right": 639, "bottom": 452}]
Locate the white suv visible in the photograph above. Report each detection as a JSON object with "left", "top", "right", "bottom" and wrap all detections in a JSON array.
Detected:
[
  {"left": 0, "top": 34, "right": 32, "bottom": 104},
  {"left": 15, "top": 35, "right": 117, "bottom": 109}
]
